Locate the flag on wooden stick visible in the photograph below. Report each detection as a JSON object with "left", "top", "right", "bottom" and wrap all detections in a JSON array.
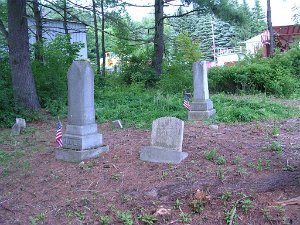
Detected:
[
  {"left": 183, "top": 94, "right": 191, "bottom": 111},
  {"left": 56, "top": 119, "right": 63, "bottom": 147}
]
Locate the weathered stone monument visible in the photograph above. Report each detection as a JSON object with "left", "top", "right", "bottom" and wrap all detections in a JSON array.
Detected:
[
  {"left": 11, "top": 118, "right": 26, "bottom": 135},
  {"left": 140, "top": 117, "right": 188, "bottom": 164},
  {"left": 56, "top": 61, "right": 108, "bottom": 162},
  {"left": 188, "top": 61, "right": 216, "bottom": 120}
]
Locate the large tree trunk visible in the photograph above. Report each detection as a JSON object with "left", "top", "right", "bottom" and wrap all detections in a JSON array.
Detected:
[
  {"left": 153, "top": 0, "right": 164, "bottom": 78},
  {"left": 101, "top": 0, "right": 106, "bottom": 78},
  {"left": 92, "top": 0, "right": 100, "bottom": 74},
  {"left": 8, "top": 0, "right": 40, "bottom": 110},
  {"left": 267, "top": 0, "right": 274, "bottom": 56},
  {"left": 33, "top": 0, "right": 43, "bottom": 62}
]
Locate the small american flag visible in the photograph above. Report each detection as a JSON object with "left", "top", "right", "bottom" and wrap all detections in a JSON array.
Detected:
[
  {"left": 56, "top": 119, "right": 63, "bottom": 147},
  {"left": 183, "top": 94, "right": 191, "bottom": 111}
]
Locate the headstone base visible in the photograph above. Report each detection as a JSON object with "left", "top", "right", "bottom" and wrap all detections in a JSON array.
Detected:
[
  {"left": 63, "top": 133, "right": 102, "bottom": 150},
  {"left": 140, "top": 146, "right": 188, "bottom": 164},
  {"left": 188, "top": 99, "right": 216, "bottom": 120},
  {"left": 56, "top": 145, "right": 109, "bottom": 163},
  {"left": 188, "top": 109, "right": 216, "bottom": 120}
]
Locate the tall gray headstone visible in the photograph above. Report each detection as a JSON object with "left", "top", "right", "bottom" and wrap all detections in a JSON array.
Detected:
[
  {"left": 56, "top": 61, "right": 108, "bottom": 162},
  {"left": 188, "top": 61, "right": 216, "bottom": 120},
  {"left": 140, "top": 117, "right": 188, "bottom": 164}
]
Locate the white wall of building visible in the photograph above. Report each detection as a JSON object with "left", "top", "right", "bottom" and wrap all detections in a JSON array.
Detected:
[{"left": 28, "top": 18, "right": 88, "bottom": 59}]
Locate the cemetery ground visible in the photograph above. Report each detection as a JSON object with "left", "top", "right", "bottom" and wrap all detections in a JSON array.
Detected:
[{"left": 1, "top": 108, "right": 300, "bottom": 224}]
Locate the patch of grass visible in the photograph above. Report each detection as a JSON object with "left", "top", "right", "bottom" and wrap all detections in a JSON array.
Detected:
[
  {"left": 264, "top": 140, "right": 283, "bottom": 154},
  {"left": 95, "top": 85, "right": 186, "bottom": 128},
  {"left": 216, "top": 156, "right": 226, "bottom": 165},
  {"left": 0, "top": 151, "right": 11, "bottom": 165},
  {"left": 98, "top": 215, "right": 111, "bottom": 225},
  {"left": 190, "top": 199, "right": 206, "bottom": 213},
  {"left": 209, "top": 94, "right": 299, "bottom": 123},
  {"left": 232, "top": 155, "right": 242, "bottom": 165},
  {"left": 179, "top": 212, "right": 191, "bottom": 223},
  {"left": 138, "top": 214, "right": 157, "bottom": 224},
  {"left": 116, "top": 211, "right": 133, "bottom": 225},
  {"left": 204, "top": 149, "right": 217, "bottom": 161},
  {"left": 29, "top": 213, "right": 47, "bottom": 225}
]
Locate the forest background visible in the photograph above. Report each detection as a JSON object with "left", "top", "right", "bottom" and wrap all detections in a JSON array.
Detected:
[{"left": 0, "top": 0, "right": 300, "bottom": 129}]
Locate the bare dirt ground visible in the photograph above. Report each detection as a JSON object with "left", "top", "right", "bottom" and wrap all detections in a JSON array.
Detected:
[{"left": 0, "top": 117, "right": 299, "bottom": 225}]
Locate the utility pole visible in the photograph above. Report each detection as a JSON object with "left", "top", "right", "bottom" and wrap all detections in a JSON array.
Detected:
[{"left": 267, "top": 0, "right": 275, "bottom": 56}]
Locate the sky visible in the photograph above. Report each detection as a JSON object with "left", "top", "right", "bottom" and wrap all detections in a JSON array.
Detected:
[{"left": 126, "top": 0, "right": 299, "bottom": 26}]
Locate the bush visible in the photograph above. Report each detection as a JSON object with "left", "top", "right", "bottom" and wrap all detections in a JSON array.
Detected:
[
  {"left": 32, "top": 35, "right": 82, "bottom": 115},
  {"left": 120, "top": 50, "right": 157, "bottom": 87},
  {"left": 209, "top": 47, "right": 300, "bottom": 97},
  {"left": 159, "top": 63, "right": 193, "bottom": 94}
]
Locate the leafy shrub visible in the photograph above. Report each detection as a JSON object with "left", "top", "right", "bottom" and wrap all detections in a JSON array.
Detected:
[
  {"left": 32, "top": 35, "right": 82, "bottom": 115},
  {"left": 159, "top": 63, "right": 193, "bottom": 94},
  {"left": 120, "top": 50, "right": 157, "bottom": 87},
  {"left": 209, "top": 47, "right": 300, "bottom": 97}
]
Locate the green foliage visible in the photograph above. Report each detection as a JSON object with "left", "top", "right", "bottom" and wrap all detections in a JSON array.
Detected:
[
  {"left": 216, "top": 156, "right": 226, "bottom": 165},
  {"left": 138, "top": 214, "right": 157, "bottom": 224},
  {"left": 174, "top": 32, "right": 201, "bottom": 65},
  {"left": 159, "top": 63, "right": 193, "bottom": 94},
  {"left": 95, "top": 84, "right": 186, "bottom": 128},
  {"left": 29, "top": 213, "right": 47, "bottom": 225},
  {"left": 32, "top": 35, "right": 82, "bottom": 115},
  {"left": 209, "top": 47, "right": 300, "bottom": 97},
  {"left": 117, "top": 211, "right": 133, "bottom": 225},
  {"left": 120, "top": 49, "right": 157, "bottom": 87},
  {"left": 210, "top": 94, "right": 298, "bottom": 123},
  {"left": 99, "top": 215, "right": 111, "bottom": 225},
  {"left": 204, "top": 149, "right": 217, "bottom": 161}
]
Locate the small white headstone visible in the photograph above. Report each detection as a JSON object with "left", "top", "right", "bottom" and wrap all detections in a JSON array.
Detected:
[
  {"left": 140, "top": 117, "right": 188, "bottom": 164},
  {"left": 112, "top": 120, "right": 123, "bottom": 129},
  {"left": 11, "top": 118, "right": 26, "bottom": 135}
]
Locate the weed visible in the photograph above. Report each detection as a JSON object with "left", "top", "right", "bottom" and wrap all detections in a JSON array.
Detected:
[
  {"left": 161, "top": 170, "right": 169, "bottom": 179},
  {"left": 216, "top": 156, "right": 226, "bottom": 165},
  {"left": 65, "top": 210, "right": 86, "bottom": 221},
  {"left": 232, "top": 156, "right": 242, "bottom": 165},
  {"left": 138, "top": 214, "right": 157, "bottom": 224},
  {"left": 264, "top": 140, "right": 283, "bottom": 154},
  {"left": 179, "top": 212, "right": 191, "bottom": 223},
  {"left": 111, "top": 173, "right": 121, "bottom": 181},
  {"left": 117, "top": 211, "right": 133, "bottom": 225},
  {"left": 190, "top": 199, "right": 206, "bottom": 213},
  {"left": 29, "top": 213, "right": 47, "bottom": 225},
  {"left": 121, "top": 194, "right": 132, "bottom": 204},
  {"left": 220, "top": 192, "right": 232, "bottom": 202},
  {"left": 99, "top": 215, "right": 111, "bottom": 225},
  {"left": 240, "top": 198, "right": 253, "bottom": 213},
  {"left": 254, "top": 158, "right": 272, "bottom": 171},
  {"left": 224, "top": 208, "right": 237, "bottom": 225},
  {"left": 270, "top": 126, "right": 280, "bottom": 136},
  {"left": 217, "top": 167, "right": 225, "bottom": 181},
  {"left": 174, "top": 198, "right": 183, "bottom": 210},
  {"left": 204, "top": 149, "right": 217, "bottom": 161}
]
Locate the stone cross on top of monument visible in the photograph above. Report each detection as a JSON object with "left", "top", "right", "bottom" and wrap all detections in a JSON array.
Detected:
[
  {"left": 56, "top": 61, "right": 108, "bottom": 162},
  {"left": 188, "top": 61, "right": 216, "bottom": 120}
]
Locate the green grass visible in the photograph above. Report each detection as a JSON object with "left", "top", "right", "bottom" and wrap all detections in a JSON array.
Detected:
[{"left": 94, "top": 85, "right": 299, "bottom": 128}]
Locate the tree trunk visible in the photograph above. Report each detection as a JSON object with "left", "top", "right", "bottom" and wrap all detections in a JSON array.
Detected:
[
  {"left": 267, "top": 0, "right": 274, "bottom": 56},
  {"left": 63, "top": 0, "right": 68, "bottom": 35},
  {"left": 33, "top": 0, "right": 43, "bottom": 62},
  {"left": 101, "top": 0, "right": 106, "bottom": 78},
  {"left": 8, "top": 0, "right": 40, "bottom": 110},
  {"left": 92, "top": 0, "right": 100, "bottom": 74},
  {"left": 153, "top": 0, "right": 164, "bottom": 78}
]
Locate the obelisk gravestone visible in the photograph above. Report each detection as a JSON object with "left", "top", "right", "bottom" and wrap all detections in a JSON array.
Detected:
[
  {"left": 56, "top": 61, "right": 108, "bottom": 162},
  {"left": 188, "top": 61, "right": 216, "bottom": 120}
]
